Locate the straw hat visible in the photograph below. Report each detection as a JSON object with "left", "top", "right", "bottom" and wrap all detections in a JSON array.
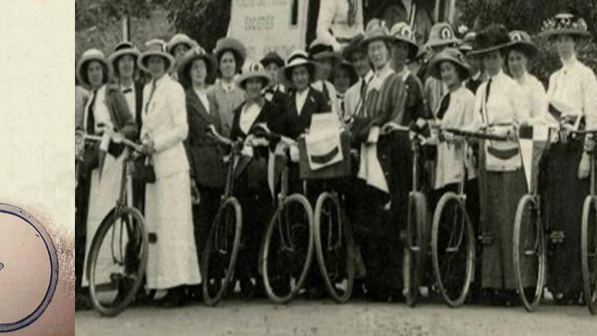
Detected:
[
  {"left": 427, "top": 48, "right": 472, "bottom": 80},
  {"left": 237, "top": 60, "right": 272, "bottom": 90},
  {"left": 389, "top": 22, "right": 419, "bottom": 60},
  {"left": 425, "top": 22, "right": 461, "bottom": 49},
  {"left": 459, "top": 32, "right": 476, "bottom": 53},
  {"left": 77, "top": 48, "right": 111, "bottom": 87},
  {"left": 260, "top": 51, "right": 285, "bottom": 68},
  {"left": 138, "top": 39, "right": 176, "bottom": 74},
  {"left": 540, "top": 13, "right": 591, "bottom": 39},
  {"left": 177, "top": 46, "right": 218, "bottom": 84},
  {"left": 468, "top": 24, "right": 511, "bottom": 56},
  {"left": 308, "top": 37, "right": 342, "bottom": 64},
  {"left": 341, "top": 34, "right": 366, "bottom": 59},
  {"left": 507, "top": 30, "right": 538, "bottom": 58},
  {"left": 214, "top": 37, "right": 247, "bottom": 68},
  {"left": 166, "top": 33, "right": 198, "bottom": 55},
  {"left": 362, "top": 19, "right": 394, "bottom": 46},
  {"left": 108, "top": 41, "right": 140, "bottom": 69},
  {"left": 277, "top": 50, "right": 323, "bottom": 89}
]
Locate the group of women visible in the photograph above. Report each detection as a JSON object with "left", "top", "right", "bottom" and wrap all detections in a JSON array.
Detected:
[{"left": 75, "top": 11, "right": 597, "bottom": 309}]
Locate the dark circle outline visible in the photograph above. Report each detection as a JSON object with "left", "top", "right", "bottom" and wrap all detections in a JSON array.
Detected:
[{"left": 0, "top": 203, "right": 59, "bottom": 333}]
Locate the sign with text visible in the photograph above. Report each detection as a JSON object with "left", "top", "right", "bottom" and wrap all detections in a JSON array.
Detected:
[{"left": 228, "top": 0, "right": 309, "bottom": 62}]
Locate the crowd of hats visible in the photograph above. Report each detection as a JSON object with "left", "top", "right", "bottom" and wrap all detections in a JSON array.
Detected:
[{"left": 77, "top": 12, "right": 592, "bottom": 89}]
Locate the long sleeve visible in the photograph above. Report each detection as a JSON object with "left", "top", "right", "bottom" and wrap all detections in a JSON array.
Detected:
[
  {"left": 582, "top": 68, "right": 597, "bottom": 130},
  {"left": 509, "top": 81, "right": 531, "bottom": 125},
  {"left": 316, "top": 0, "right": 341, "bottom": 49},
  {"left": 530, "top": 80, "right": 549, "bottom": 124},
  {"left": 154, "top": 83, "right": 189, "bottom": 153}
]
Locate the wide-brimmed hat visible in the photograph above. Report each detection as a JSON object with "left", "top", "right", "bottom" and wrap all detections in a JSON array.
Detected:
[
  {"left": 428, "top": 47, "right": 472, "bottom": 81},
  {"left": 362, "top": 19, "right": 394, "bottom": 46},
  {"left": 260, "top": 51, "right": 285, "bottom": 68},
  {"left": 177, "top": 46, "right": 218, "bottom": 84},
  {"left": 166, "top": 33, "right": 198, "bottom": 55},
  {"left": 237, "top": 60, "right": 272, "bottom": 90},
  {"left": 138, "top": 39, "right": 176, "bottom": 74},
  {"left": 468, "top": 24, "right": 511, "bottom": 56},
  {"left": 77, "top": 48, "right": 111, "bottom": 87},
  {"left": 540, "top": 13, "right": 592, "bottom": 39},
  {"left": 308, "top": 38, "right": 343, "bottom": 65},
  {"left": 341, "top": 34, "right": 366, "bottom": 59},
  {"left": 425, "top": 22, "right": 461, "bottom": 49},
  {"left": 214, "top": 37, "right": 247, "bottom": 68},
  {"left": 389, "top": 22, "right": 420, "bottom": 60},
  {"left": 278, "top": 50, "right": 323, "bottom": 89},
  {"left": 459, "top": 32, "right": 476, "bottom": 53},
  {"left": 333, "top": 60, "right": 358, "bottom": 86},
  {"left": 507, "top": 30, "right": 538, "bottom": 58},
  {"left": 108, "top": 41, "right": 140, "bottom": 70}
]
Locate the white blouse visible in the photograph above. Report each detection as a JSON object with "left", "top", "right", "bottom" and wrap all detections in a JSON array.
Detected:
[
  {"left": 434, "top": 86, "right": 479, "bottom": 189},
  {"left": 516, "top": 72, "right": 549, "bottom": 124},
  {"left": 239, "top": 102, "right": 262, "bottom": 135},
  {"left": 316, "top": 0, "right": 364, "bottom": 50},
  {"left": 474, "top": 70, "right": 531, "bottom": 171},
  {"left": 547, "top": 55, "right": 597, "bottom": 130},
  {"left": 83, "top": 85, "right": 113, "bottom": 132},
  {"left": 193, "top": 88, "right": 210, "bottom": 114}
]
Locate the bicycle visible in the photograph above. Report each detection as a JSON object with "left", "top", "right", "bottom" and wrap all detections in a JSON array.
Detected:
[
  {"left": 256, "top": 126, "right": 315, "bottom": 304},
  {"left": 80, "top": 130, "right": 149, "bottom": 317},
  {"left": 382, "top": 122, "right": 428, "bottom": 307},
  {"left": 430, "top": 127, "right": 508, "bottom": 307},
  {"left": 200, "top": 126, "right": 245, "bottom": 306}
]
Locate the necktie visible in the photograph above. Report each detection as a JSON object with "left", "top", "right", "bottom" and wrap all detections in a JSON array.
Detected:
[
  {"left": 436, "top": 93, "right": 451, "bottom": 120},
  {"left": 144, "top": 79, "right": 157, "bottom": 114},
  {"left": 86, "top": 90, "right": 97, "bottom": 135}
]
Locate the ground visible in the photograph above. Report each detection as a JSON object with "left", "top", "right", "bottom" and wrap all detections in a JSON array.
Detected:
[{"left": 76, "top": 298, "right": 596, "bottom": 336}]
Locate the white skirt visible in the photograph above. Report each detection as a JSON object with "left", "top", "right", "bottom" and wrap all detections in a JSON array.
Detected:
[{"left": 144, "top": 170, "right": 201, "bottom": 289}]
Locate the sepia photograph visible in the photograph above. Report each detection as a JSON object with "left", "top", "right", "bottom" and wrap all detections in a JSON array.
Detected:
[{"left": 74, "top": 0, "right": 597, "bottom": 335}]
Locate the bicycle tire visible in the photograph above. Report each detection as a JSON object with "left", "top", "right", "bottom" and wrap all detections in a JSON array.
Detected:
[
  {"left": 262, "top": 194, "right": 314, "bottom": 304},
  {"left": 87, "top": 206, "right": 147, "bottom": 317},
  {"left": 405, "top": 191, "right": 428, "bottom": 307},
  {"left": 431, "top": 192, "right": 475, "bottom": 308},
  {"left": 202, "top": 197, "right": 242, "bottom": 306},
  {"left": 314, "top": 192, "right": 355, "bottom": 303},
  {"left": 513, "top": 194, "right": 546, "bottom": 312},
  {"left": 0, "top": 204, "right": 59, "bottom": 332},
  {"left": 581, "top": 195, "right": 597, "bottom": 315}
]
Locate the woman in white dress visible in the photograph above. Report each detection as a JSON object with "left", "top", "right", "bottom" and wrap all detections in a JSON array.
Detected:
[{"left": 137, "top": 39, "right": 201, "bottom": 307}]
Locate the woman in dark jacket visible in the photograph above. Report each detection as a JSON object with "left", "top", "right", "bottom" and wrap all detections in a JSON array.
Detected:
[
  {"left": 230, "top": 61, "right": 281, "bottom": 297},
  {"left": 178, "top": 46, "right": 227, "bottom": 291}
]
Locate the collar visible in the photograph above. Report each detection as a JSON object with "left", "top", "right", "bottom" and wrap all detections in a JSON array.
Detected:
[
  {"left": 153, "top": 73, "right": 169, "bottom": 87},
  {"left": 471, "top": 71, "right": 481, "bottom": 81},
  {"left": 363, "top": 70, "right": 374, "bottom": 83},
  {"left": 296, "top": 87, "right": 310, "bottom": 97},
  {"left": 562, "top": 55, "right": 579, "bottom": 72},
  {"left": 488, "top": 69, "right": 505, "bottom": 81},
  {"left": 396, "top": 66, "right": 410, "bottom": 81},
  {"left": 221, "top": 79, "right": 235, "bottom": 92},
  {"left": 374, "top": 62, "right": 394, "bottom": 80}
]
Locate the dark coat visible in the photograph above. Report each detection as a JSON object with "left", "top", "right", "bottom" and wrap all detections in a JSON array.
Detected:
[
  {"left": 274, "top": 87, "right": 331, "bottom": 140},
  {"left": 184, "top": 88, "right": 228, "bottom": 188}
]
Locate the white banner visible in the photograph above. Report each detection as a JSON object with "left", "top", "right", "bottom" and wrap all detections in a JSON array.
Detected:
[{"left": 228, "top": 0, "right": 309, "bottom": 62}]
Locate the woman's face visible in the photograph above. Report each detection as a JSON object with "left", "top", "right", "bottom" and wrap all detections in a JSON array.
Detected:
[
  {"left": 349, "top": 50, "right": 370, "bottom": 78},
  {"left": 190, "top": 59, "right": 207, "bottom": 86},
  {"left": 219, "top": 51, "right": 237, "bottom": 80},
  {"left": 117, "top": 55, "right": 135, "bottom": 79},
  {"left": 507, "top": 49, "right": 527, "bottom": 79},
  {"left": 439, "top": 61, "right": 461, "bottom": 88},
  {"left": 368, "top": 40, "right": 390, "bottom": 70},
  {"left": 554, "top": 35, "right": 576, "bottom": 60},
  {"left": 245, "top": 78, "right": 265, "bottom": 100},
  {"left": 333, "top": 68, "right": 351, "bottom": 94},
  {"left": 147, "top": 56, "right": 166, "bottom": 79},
  {"left": 173, "top": 44, "right": 190, "bottom": 64},
  {"left": 482, "top": 50, "right": 503, "bottom": 76},
  {"left": 291, "top": 66, "right": 311, "bottom": 91},
  {"left": 317, "top": 58, "right": 334, "bottom": 80},
  {"left": 265, "top": 63, "right": 279, "bottom": 86},
  {"left": 391, "top": 41, "right": 410, "bottom": 69},
  {"left": 87, "top": 61, "right": 105, "bottom": 89}
]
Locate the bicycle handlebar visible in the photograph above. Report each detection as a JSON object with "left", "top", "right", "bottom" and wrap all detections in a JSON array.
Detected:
[
  {"left": 75, "top": 130, "right": 143, "bottom": 152},
  {"left": 442, "top": 128, "right": 509, "bottom": 141}
]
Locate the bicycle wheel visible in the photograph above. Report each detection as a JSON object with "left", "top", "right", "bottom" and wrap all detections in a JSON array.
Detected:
[
  {"left": 581, "top": 195, "right": 597, "bottom": 315},
  {"left": 405, "top": 191, "right": 428, "bottom": 307},
  {"left": 87, "top": 206, "right": 148, "bottom": 317},
  {"left": 262, "top": 194, "right": 314, "bottom": 304},
  {"left": 513, "top": 194, "right": 546, "bottom": 312},
  {"left": 202, "top": 197, "right": 242, "bottom": 306},
  {"left": 314, "top": 192, "right": 355, "bottom": 303},
  {"left": 431, "top": 192, "right": 475, "bottom": 307}
]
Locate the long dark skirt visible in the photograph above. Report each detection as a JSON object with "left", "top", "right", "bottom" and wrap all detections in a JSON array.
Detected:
[
  {"left": 480, "top": 168, "right": 528, "bottom": 290},
  {"left": 544, "top": 140, "right": 589, "bottom": 294}
]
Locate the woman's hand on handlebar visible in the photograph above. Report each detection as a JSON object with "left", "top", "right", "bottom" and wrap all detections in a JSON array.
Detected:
[{"left": 140, "top": 135, "right": 155, "bottom": 155}]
